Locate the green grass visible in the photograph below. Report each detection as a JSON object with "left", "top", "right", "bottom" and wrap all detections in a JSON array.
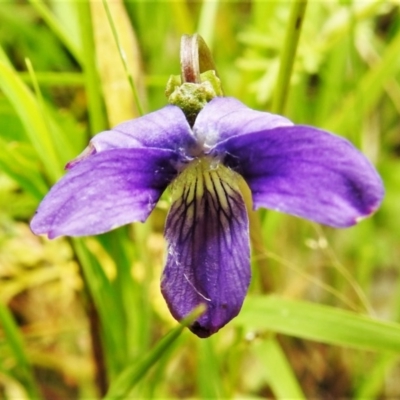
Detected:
[{"left": 0, "top": 1, "right": 399, "bottom": 399}]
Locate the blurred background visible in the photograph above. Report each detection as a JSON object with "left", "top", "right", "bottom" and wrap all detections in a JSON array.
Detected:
[{"left": 1, "top": 0, "right": 400, "bottom": 399}]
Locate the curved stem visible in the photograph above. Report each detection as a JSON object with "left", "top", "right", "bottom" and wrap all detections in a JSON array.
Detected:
[{"left": 180, "top": 34, "right": 218, "bottom": 83}]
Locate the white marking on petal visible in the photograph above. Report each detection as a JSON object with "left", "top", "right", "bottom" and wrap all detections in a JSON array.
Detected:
[{"left": 183, "top": 273, "right": 212, "bottom": 302}]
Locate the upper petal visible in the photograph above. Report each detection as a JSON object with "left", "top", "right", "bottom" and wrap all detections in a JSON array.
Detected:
[
  {"left": 215, "top": 125, "right": 384, "bottom": 228},
  {"left": 161, "top": 158, "right": 250, "bottom": 338},
  {"left": 192, "top": 97, "right": 292, "bottom": 149},
  {"left": 31, "top": 148, "right": 179, "bottom": 238},
  {"left": 91, "top": 105, "right": 196, "bottom": 154}
]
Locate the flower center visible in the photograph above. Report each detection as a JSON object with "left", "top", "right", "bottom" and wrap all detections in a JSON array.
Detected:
[{"left": 170, "top": 156, "right": 237, "bottom": 202}]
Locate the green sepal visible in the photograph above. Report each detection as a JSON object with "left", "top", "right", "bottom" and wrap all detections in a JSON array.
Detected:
[{"left": 165, "top": 70, "right": 223, "bottom": 126}]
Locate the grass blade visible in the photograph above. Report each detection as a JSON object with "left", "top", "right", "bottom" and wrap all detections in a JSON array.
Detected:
[
  {"left": 354, "top": 353, "right": 399, "bottom": 399},
  {"left": 325, "top": 28, "right": 400, "bottom": 133},
  {"left": 0, "top": 138, "right": 47, "bottom": 199},
  {"left": 0, "top": 55, "right": 63, "bottom": 181},
  {"left": 72, "top": 238, "right": 127, "bottom": 378},
  {"left": 104, "top": 305, "right": 205, "bottom": 400},
  {"left": 0, "top": 303, "right": 43, "bottom": 400},
  {"left": 253, "top": 337, "right": 306, "bottom": 400},
  {"left": 28, "top": 0, "right": 82, "bottom": 63},
  {"left": 236, "top": 296, "right": 400, "bottom": 353}
]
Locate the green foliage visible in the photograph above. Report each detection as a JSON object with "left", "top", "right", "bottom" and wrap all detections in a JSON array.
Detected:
[{"left": 0, "top": 0, "right": 399, "bottom": 399}]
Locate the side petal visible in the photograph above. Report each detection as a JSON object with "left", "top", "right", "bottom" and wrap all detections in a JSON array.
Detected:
[
  {"left": 192, "top": 97, "right": 292, "bottom": 149},
  {"left": 215, "top": 126, "right": 384, "bottom": 228},
  {"left": 67, "top": 106, "right": 196, "bottom": 169},
  {"left": 161, "top": 158, "right": 250, "bottom": 338},
  {"left": 31, "top": 148, "right": 179, "bottom": 238},
  {"left": 92, "top": 106, "right": 196, "bottom": 153}
]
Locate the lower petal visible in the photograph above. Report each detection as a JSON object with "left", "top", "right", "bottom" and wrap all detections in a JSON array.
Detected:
[
  {"left": 31, "top": 148, "right": 179, "bottom": 238},
  {"left": 161, "top": 158, "right": 250, "bottom": 338}
]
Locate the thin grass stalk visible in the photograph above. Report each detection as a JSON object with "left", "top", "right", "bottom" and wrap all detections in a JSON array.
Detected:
[
  {"left": 76, "top": 1, "right": 107, "bottom": 134},
  {"left": 253, "top": 0, "right": 308, "bottom": 295},
  {"left": 272, "top": 0, "right": 308, "bottom": 114},
  {"left": 101, "top": 0, "right": 144, "bottom": 116},
  {"left": 18, "top": 72, "right": 84, "bottom": 86}
]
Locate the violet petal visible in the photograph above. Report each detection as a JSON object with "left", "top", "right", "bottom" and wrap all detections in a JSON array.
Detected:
[
  {"left": 161, "top": 159, "right": 250, "bottom": 338},
  {"left": 193, "top": 97, "right": 293, "bottom": 149},
  {"left": 215, "top": 125, "right": 384, "bottom": 228},
  {"left": 31, "top": 148, "right": 179, "bottom": 238},
  {"left": 91, "top": 106, "right": 196, "bottom": 154}
]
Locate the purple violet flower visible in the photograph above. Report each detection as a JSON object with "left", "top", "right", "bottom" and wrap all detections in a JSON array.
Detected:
[{"left": 30, "top": 97, "right": 384, "bottom": 338}]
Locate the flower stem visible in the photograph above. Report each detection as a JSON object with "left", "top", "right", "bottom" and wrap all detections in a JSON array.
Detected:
[
  {"left": 272, "top": 0, "right": 308, "bottom": 114},
  {"left": 180, "top": 34, "right": 218, "bottom": 83}
]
